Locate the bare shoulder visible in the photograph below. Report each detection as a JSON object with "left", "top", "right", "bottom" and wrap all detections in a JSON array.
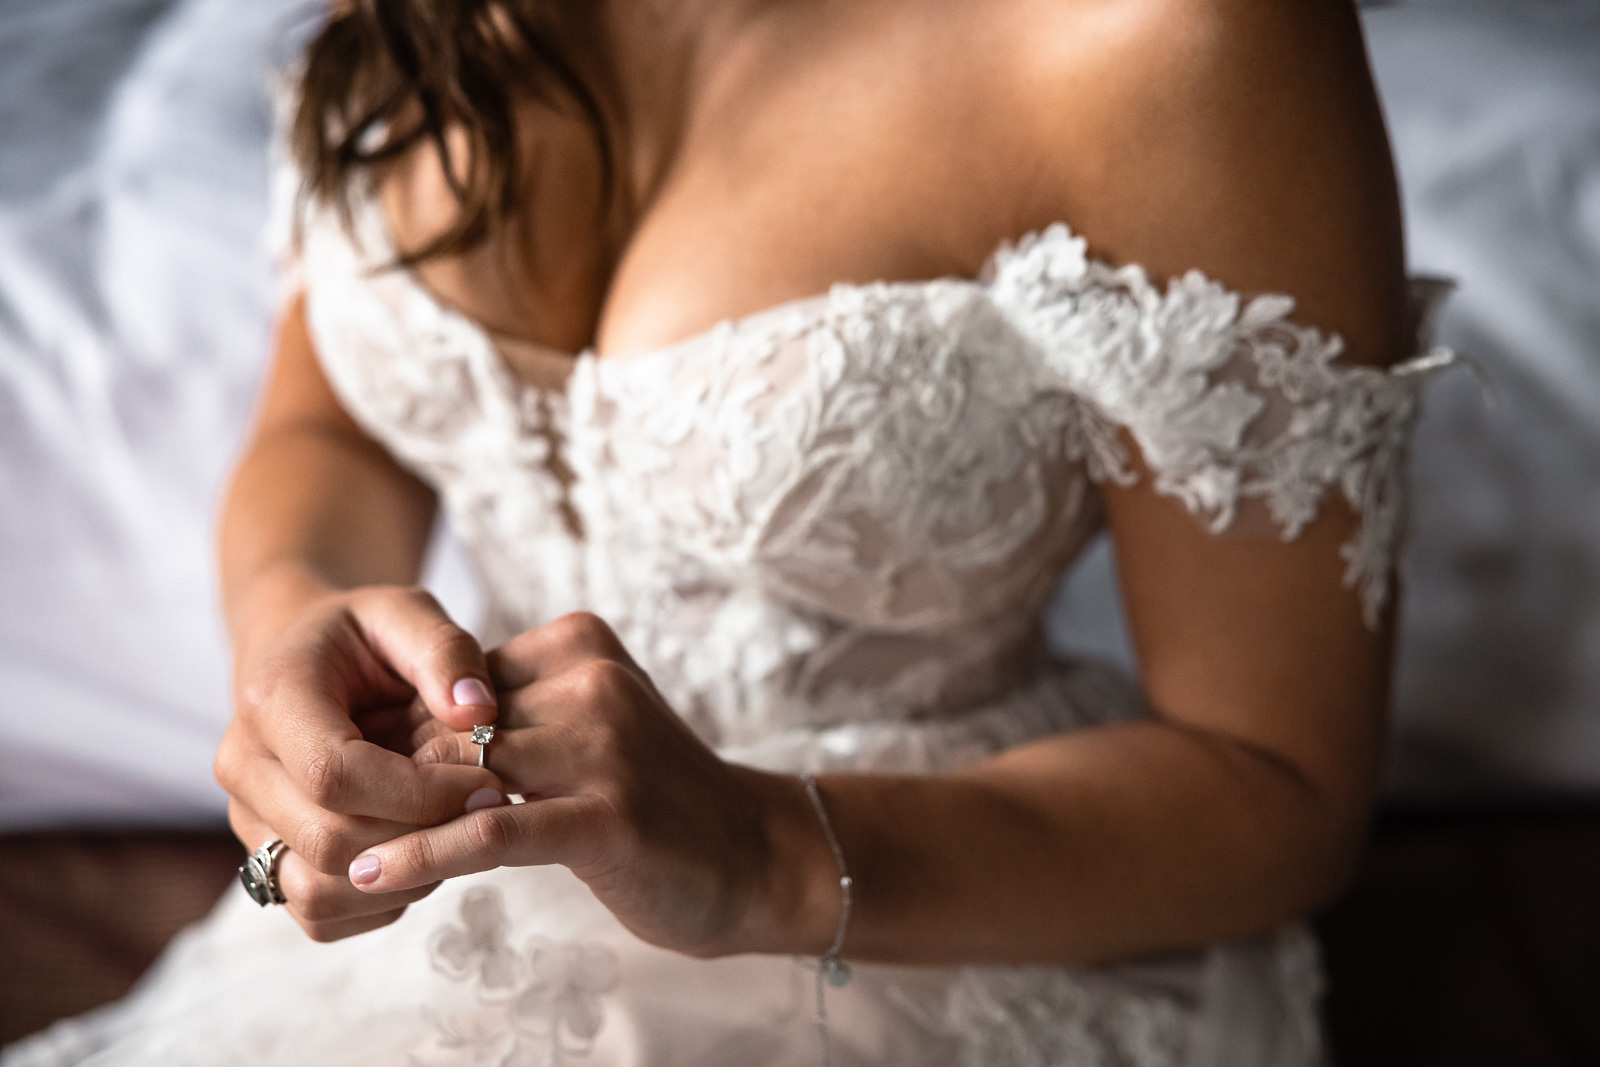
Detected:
[
  {"left": 999, "top": 0, "right": 1407, "bottom": 363},
  {"left": 981, "top": 2, "right": 1412, "bottom": 822}
]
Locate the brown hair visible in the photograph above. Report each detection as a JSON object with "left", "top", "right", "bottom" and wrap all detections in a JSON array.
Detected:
[{"left": 291, "top": 0, "right": 610, "bottom": 265}]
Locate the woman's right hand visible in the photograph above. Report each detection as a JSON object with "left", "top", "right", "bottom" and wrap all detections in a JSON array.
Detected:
[{"left": 214, "top": 584, "right": 506, "bottom": 941}]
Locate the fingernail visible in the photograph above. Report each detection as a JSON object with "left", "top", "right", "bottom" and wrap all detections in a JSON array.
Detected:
[
  {"left": 452, "top": 677, "right": 494, "bottom": 708},
  {"left": 465, "top": 787, "right": 504, "bottom": 813},
  {"left": 349, "top": 854, "right": 382, "bottom": 886}
]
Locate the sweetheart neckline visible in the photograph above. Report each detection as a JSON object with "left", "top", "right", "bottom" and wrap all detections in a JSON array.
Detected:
[
  {"left": 345, "top": 190, "right": 1446, "bottom": 410},
  {"left": 352, "top": 190, "right": 1082, "bottom": 394}
]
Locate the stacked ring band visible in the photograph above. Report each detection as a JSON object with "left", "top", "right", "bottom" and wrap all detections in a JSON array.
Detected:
[{"left": 239, "top": 838, "right": 289, "bottom": 907}]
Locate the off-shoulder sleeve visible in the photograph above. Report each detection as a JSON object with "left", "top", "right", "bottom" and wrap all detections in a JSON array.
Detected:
[{"left": 986, "top": 223, "right": 1458, "bottom": 627}]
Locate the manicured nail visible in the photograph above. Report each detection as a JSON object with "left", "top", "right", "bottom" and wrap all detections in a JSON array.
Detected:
[
  {"left": 465, "top": 787, "right": 504, "bottom": 813},
  {"left": 349, "top": 855, "right": 382, "bottom": 886},
  {"left": 452, "top": 677, "right": 494, "bottom": 708}
]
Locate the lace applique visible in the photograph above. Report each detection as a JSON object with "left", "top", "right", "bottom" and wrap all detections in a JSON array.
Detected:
[
  {"left": 559, "top": 286, "right": 1101, "bottom": 743},
  {"left": 1274, "top": 927, "right": 1327, "bottom": 1062},
  {"left": 414, "top": 887, "right": 620, "bottom": 1067},
  {"left": 989, "top": 224, "right": 1457, "bottom": 626},
  {"left": 882, "top": 964, "right": 1191, "bottom": 1067}
]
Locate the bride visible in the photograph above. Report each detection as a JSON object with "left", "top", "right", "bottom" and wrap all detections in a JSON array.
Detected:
[{"left": 10, "top": 0, "right": 1454, "bottom": 1063}]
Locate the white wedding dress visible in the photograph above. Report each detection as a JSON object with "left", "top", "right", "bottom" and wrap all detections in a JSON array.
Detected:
[{"left": 5, "top": 171, "right": 1455, "bottom": 1067}]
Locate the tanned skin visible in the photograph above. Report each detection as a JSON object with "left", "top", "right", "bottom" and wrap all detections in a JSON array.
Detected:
[{"left": 217, "top": 0, "right": 1408, "bottom": 961}]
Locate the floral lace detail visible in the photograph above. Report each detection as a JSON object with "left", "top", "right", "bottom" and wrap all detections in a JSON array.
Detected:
[
  {"left": 989, "top": 223, "right": 1456, "bottom": 625},
  {"left": 948, "top": 970, "right": 1190, "bottom": 1067},
  {"left": 288, "top": 184, "right": 1459, "bottom": 1065},
  {"left": 1275, "top": 927, "right": 1328, "bottom": 1064},
  {"left": 414, "top": 887, "right": 620, "bottom": 1067},
  {"left": 881, "top": 961, "right": 1192, "bottom": 1067},
  {"left": 880, "top": 926, "right": 1322, "bottom": 1067},
  {"left": 560, "top": 283, "right": 1101, "bottom": 746}
]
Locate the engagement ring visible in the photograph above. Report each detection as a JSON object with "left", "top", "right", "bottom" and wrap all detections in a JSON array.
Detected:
[{"left": 471, "top": 724, "right": 495, "bottom": 769}]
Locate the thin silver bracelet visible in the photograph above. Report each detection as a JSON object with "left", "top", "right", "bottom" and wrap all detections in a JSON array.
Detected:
[{"left": 799, "top": 774, "right": 853, "bottom": 1067}]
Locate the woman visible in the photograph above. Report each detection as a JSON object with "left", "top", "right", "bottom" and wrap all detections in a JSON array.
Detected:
[{"left": 12, "top": 0, "right": 1453, "bottom": 1063}]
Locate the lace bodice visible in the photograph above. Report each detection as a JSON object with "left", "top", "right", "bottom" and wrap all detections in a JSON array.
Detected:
[
  {"left": 296, "top": 190, "right": 1453, "bottom": 755},
  {"left": 0, "top": 167, "right": 1457, "bottom": 1067}
]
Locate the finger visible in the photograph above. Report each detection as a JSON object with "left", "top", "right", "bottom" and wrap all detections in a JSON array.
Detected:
[
  {"left": 349, "top": 795, "right": 615, "bottom": 894},
  {"left": 257, "top": 691, "right": 505, "bottom": 825},
  {"left": 354, "top": 695, "right": 459, "bottom": 758},
  {"left": 284, "top": 859, "right": 440, "bottom": 929},
  {"left": 234, "top": 646, "right": 499, "bottom": 824},
  {"left": 412, "top": 669, "right": 633, "bottom": 798},
  {"left": 232, "top": 595, "right": 494, "bottom": 819},
  {"left": 223, "top": 738, "right": 505, "bottom": 867},
  {"left": 230, "top": 801, "right": 440, "bottom": 931},
  {"left": 412, "top": 722, "right": 594, "bottom": 799},
  {"left": 487, "top": 611, "right": 637, "bottom": 691},
  {"left": 348, "top": 586, "right": 499, "bottom": 731},
  {"left": 225, "top": 760, "right": 402, "bottom": 874}
]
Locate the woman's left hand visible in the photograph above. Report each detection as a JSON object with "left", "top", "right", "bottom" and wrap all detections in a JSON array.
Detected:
[{"left": 343, "top": 612, "right": 811, "bottom": 958}]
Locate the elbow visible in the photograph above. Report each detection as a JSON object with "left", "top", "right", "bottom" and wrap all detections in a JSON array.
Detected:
[
  {"left": 1261, "top": 761, "right": 1379, "bottom": 926},
  {"left": 1213, "top": 729, "right": 1380, "bottom": 929},
  {"left": 1296, "top": 793, "right": 1375, "bottom": 916}
]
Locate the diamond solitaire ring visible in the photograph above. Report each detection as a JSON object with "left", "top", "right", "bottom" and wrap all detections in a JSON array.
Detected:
[{"left": 471, "top": 724, "right": 495, "bottom": 769}]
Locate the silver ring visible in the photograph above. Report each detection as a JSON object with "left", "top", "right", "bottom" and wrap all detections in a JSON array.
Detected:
[
  {"left": 238, "top": 838, "right": 289, "bottom": 907},
  {"left": 471, "top": 724, "right": 495, "bottom": 769}
]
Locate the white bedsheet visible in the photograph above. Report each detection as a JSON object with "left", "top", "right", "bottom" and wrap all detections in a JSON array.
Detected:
[
  {"left": 1370, "top": 0, "right": 1600, "bottom": 794},
  {"left": 1055, "top": 0, "right": 1600, "bottom": 799},
  {"left": 1, "top": 0, "right": 274, "bottom": 828},
  {"left": 2, "top": 0, "right": 1596, "bottom": 829}
]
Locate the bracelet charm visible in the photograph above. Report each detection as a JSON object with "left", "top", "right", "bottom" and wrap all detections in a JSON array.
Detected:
[{"left": 798, "top": 774, "right": 854, "bottom": 1067}]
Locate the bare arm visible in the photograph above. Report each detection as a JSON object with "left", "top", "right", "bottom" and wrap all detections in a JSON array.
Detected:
[
  {"left": 214, "top": 294, "right": 506, "bottom": 941},
  {"left": 767, "top": 0, "right": 1406, "bottom": 964},
  {"left": 219, "top": 294, "right": 438, "bottom": 659},
  {"left": 349, "top": 0, "right": 1411, "bottom": 965}
]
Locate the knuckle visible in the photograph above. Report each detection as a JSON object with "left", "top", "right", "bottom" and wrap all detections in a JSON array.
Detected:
[
  {"left": 555, "top": 719, "right": 608, "bottom": 768},
  {"left": 566, "top": 659, "right": 633, "bottom": 709},
  {"left": 542, "top": 613, "right": 588, "bottom": 653},
  {"left": 291, "top": 878, "right": 344, "bottom": 924},
  {"left": 464, "top": 807, "right": 517, "bottom": 858},
  {"left": 301, "top": 749, "right": 350, "bottom": 809},
  {"left": 575, "top": 793, "right": 632, "bottom": 874},
  {"left": 586, "top": 727, "right": 632, "bottom": 787},
  {"left": 212, "top": 736, "right": 243, "bottom": 794},
  {"left": 410, "top": 773, "right": 452, "bottom": 824},
  {"left": 423, "top": 622, "right": 481, "bottom": 669},
  {"left": 490, "top": 628, "right": 537, "bottom": 669},
  {"left": 550, "top": 611, "right": 621, "bottom": 658},
  {"left": 593, "top": 778, "right": 644, "bottom": 837},
  {"left": 396, "top": 585, "right": 444, "bottom": 616},
  {"left": 293, "top": 816, "right": 348, "bottom": 873},
  {"left": 234, "top": 667, "right": 280, "bottom": 718},
  {"left": 393, "top": 830, "right": 438, "bottom": 880},
  {"left": 412, "top": 733, "right": 461, "bottom": 768}
]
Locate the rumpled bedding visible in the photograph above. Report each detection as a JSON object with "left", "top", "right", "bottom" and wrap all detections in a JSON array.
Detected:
[
  {"left": 1371, "top": 0, "right": 1600, "bottom": 795},
  {"left": 2, "top": 0, "right": 1597, "bottom": 830},
  {"left": 0, "top": 0, "right": 284, "bottom": 828}
]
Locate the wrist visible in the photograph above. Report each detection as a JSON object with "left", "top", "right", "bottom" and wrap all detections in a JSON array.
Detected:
[
  {"left": 225, "top": 558, "right": 339, "bottom": 666},
  {"left": 723, "top": 767, "right": 848, "bottom": 959}
]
